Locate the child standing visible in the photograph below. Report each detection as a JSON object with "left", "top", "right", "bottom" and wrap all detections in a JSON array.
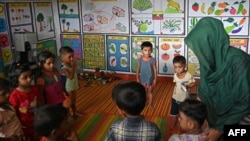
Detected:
[
  {"left": 171, "top": 55, "right": 196, "bottom": 127},
  {"left": 169, "top": 98, "right": 208, "bottom": 141},
  {"left": 136, "top": 41, "right": 157, "bottom": 109},
  {"left": 59, "top": 46, "right": 80, "bottom": 118},
  {"left": 36, "top": 50, "right": 69, "bottom": 107},
  {"left": 105, "top": 81, "right": 162, "bottom": 141},
  {"left": 0, "top": 78, "right": 23, "bottom": 140},
  {"left": 34, "top": 105, "right": 79, "bottom": 141},
  {"left": 8, "top": 63, "right": 42, "bottom": 140}
]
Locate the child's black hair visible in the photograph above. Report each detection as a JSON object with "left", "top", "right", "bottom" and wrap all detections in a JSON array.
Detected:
[
  {"left": 179, "top": 98, "right": 207, "bottom": 128},
  {"left": 8, "top": 63, "right": 31, "bottom": 88},
  {"left": 37, "top": 50, "right": 56, "bottom": 70},
  {"left": 59, "top": 46, "right": 74, "bottom": 56},
  {"left": 33, "top": 105, "right": 68, "bottom": 136},
  {"left": 173, "top": 55, "right": 186, "bottom": 64},
  {"left": 112, "top": 81, "right": 146, "bottom": 115},
  {"left": 0, "top": 77, "right": 9, "bottom": 91},
  {"left": 141, "top": 41, "right": 153, "bottom": 50}
]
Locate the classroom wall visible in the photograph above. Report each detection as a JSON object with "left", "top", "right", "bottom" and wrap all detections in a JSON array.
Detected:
[{"left": 0, "top": 0, "right": 250, "bottom": 78}]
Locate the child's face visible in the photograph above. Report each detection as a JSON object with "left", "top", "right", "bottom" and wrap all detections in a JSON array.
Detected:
[
  {"left": 178, "top": 111, "right": 193, "bottom": 132},
  {"left": 18, "top": 70, "right": 32, "bottom": 87},
  {"left": 141, "top": 47, "right": 152, "bottom": 58},
  {"left": 43, "top": 57, "right": 55, "bottom": 72},
  {"left": 173, "top": 62, "right": 186, "bottom": 75},
  {"left": 0, "top": 88, "right": 10, "bottom": 104},
  {"left": 61, "top": 53, "right": 74, "bottom": 64}
]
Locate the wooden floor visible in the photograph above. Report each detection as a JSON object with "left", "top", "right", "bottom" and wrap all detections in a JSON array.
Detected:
[{"left": 74, "top": 78, "right": 181, "bottom": 140}]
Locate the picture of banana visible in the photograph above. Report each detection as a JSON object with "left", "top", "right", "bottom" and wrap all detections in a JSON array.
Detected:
[{"left": 201, "top": 3, "right": 206, "bottom": 14}]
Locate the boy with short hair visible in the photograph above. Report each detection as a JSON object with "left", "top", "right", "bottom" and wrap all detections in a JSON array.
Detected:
[{"left": 105, "top": 81, "right": 162, "bottom": 141}]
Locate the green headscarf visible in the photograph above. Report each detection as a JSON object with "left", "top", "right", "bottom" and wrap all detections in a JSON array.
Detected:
[{"left": 184, "top": 17, "right": 250, "bottom": 131}]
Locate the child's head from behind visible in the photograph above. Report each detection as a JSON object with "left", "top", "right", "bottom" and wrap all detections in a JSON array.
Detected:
[
  {"left": 0, "top": 78, "right": 10, "bottom": 104},
  {"left": 141, "top": 41, "right": 153, "bottom": 58},
  {"left": 8, "top": 63, "right": 32, "bottom": 88},
  {"left": 59, "top": 46, "right": 74, "bottom": 64},
  {"left": 112, "top": 81, "right": 146, "bottom": 116},
  {"left": 173, "top": 55, "right": 186, "bottom": 75},
  {"left": 34, "top": 105, "right": 68, "bottom": 138},
  {"left": 178, "top": 98, "right": 207, "bottom": 132},
  {"left": 37, "top": 50, "right": 55, "bottom": 72}
]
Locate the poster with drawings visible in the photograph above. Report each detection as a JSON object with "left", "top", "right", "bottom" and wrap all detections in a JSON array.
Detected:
[
  {"left": 58, "top": 0, "right": 80, "bottom": 33},
  {"left": 158, "top": 37, "right": 185, "bottom": 74},
  {"left": 81, "top": 0, "right": 129, "bottom": 34},
  {"left": 34, "top": 2, "right": 55, "bottom": 41},
  {"left": 230, "top": 38, "right": 248, "bottom": 52},
  {"left": 188, "top": 0, "right": 249, "bottom": 36},
  {"left": 131, "top": 0, "right": 185, "bottom": 35},
  {"left": 187, "top": 48, "right": 200, "bottom": 77}
]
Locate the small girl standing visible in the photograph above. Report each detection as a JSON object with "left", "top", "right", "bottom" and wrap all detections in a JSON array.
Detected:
[
  {"left": 8, "top": 63, "right": 42, "bottom": 140},
  {"left": 0, "top": 78, "right": 23, "bottom": 141},
  {"left": 136, "top": 41, "right": 157, "bottom": 109},
  {"left": 36, "top": 50, "right": 70, "bottom": 107}
]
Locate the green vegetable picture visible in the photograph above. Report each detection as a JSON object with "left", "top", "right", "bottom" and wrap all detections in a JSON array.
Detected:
[{"left": 133, "top": 0, "right": 152, "bottom": 12}]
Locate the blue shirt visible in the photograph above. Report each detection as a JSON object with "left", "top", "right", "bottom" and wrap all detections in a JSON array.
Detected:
[{"left": 138, "top": 57, "right": 156, "bottom": 85}]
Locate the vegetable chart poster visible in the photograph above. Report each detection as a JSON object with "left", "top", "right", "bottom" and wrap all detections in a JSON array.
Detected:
[
  {"left": 60, "top": 34, "right": 82, "bottom": 59},
  {"left": 106, "top": 35, "right": 130, "bottom": 72},
  {"left": 131, "top": 36, "right": 156, "bottom": 73},
  {"left": 34, "top": 2, "right": 55, "bottom": 41},
  {"left": 131, "top": 0, "right": 185, "bottom": 35},
  {"left": 83, "top": 34, "right": 105, "bottom": 70},
  {"left": 81, "top": 0, "right": 129, "bottom": 34},
  {"left": 188, "top": 0, "right": 249, "bottom": 36},
  {"left": 158, "top": 37, "right": 185, "bottom": 74}
]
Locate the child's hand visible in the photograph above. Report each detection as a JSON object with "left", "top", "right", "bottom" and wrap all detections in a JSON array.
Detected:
[
  {"left": 71, "top": 60, "right": 76, "bottom": 68},
  {"left": 29, "top": 96, "right": 37, "bottom": 108},
  {"left": 66, "top": 131, "right": 79, "bottom": 141}
]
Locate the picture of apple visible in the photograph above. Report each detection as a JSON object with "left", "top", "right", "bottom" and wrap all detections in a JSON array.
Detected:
[
  {"left": 230, "top": 7, "right": 236, "bottom": 15},
  {"left": 161, "top": 53, "right": 170, "bottom": 60}
]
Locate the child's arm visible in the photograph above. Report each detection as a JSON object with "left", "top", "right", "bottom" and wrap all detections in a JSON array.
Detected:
[
  {"left": 136, "top": 60, "right": 140, "bottom": 82},
  {"left": 61, "top": 61, "right": 76, "bottom": 80},
  {"left": 36, "top": 77, "right": 45, "bottom": 105}
]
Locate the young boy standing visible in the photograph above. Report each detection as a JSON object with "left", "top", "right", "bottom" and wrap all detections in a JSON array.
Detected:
[{"left": 105, "top": 81, "right": 162, "bottom": 141}]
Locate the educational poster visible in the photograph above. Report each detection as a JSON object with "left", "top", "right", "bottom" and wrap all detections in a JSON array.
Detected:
[
  {"left": 60, "top": 34, "right": 82, "bottom": 59},
  {"left": 106, "top": 35, "right": 130, "bottom": 72},
  {"left": 230, "top": 38, "right": 248, "bottom": 52},
  {"left": 131, "top": 0, "right": 185, "bottom": 35},
  {"left": 81, "top": 0, "right": 129, "bottom": 34},
  {"left": 131, "top": 36, "right": 156, "bottom": 73},
  {"left": 83, "top": 34, "right": 106, "bottom": 70},
  {"left": 58, "top": 0, "right": 80, "bottom": 33},
  {"left": 34, "top": 2, "right": 55, "bottom": 41},
  {"left": 188, "top": 0, "right": 249, "bottom": 36},
  {"left": 36, "top": 40, "right": 57, "bottom": 55},
  {"left": 6, "top": 2, "right": 33, "bottom": 44},
  {"left": 187, "top": 48, "right": 200, "bottom": 77},
  {"left": 158, "top": 37, "right": 185, "bottom": 74}
]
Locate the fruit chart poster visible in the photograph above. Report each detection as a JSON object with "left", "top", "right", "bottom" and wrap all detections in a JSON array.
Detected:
[
  {"left": 131, "top": 0, "right": 185, "bottom": 35},
  {"left": 83, "top": 34, "right": 106, "bottom": 70},
  {"left": 81, "top": 0, "right": 129, "bottom": 34},
  {"left": 33, "top": 2, "right": 55, "bottom": 41},
  {"left": 60, "top": 34, "right": 82, "bottom": 59},
  {"left": 106, "top": 35, "right": 130, "bottom": 72},
  {"left": 131, "top": 36, "right": 156, "bottom": 73},
  {"left": 58, "top": 0, "right": 80, "bottom": 33},
  {"left": 158, "top": 37, "right": 185, "bottom": 74},
  {"left": 188, "top": 0, "right": 249, "bottom": 36},
  {"left": 6, "top": 2, "right": 33, "bottom": 44}
]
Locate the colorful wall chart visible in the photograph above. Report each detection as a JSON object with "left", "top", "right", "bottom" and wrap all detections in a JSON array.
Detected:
[
  {"left": 131, "top": 0, "right": 185, "bottom": 35},
  {"left": 58, "top": 0, "right": 80, "bottom": 33},
  {"left": 60, "top": 34, "right": 82, "bottom": 59},
  {"left": 37, "top": 39, "right": 57, "bottom": 55},
  {"left": 187, "top": 48, "right": 200, "bottom": 77},
  {"left": 131, "top": 36, "right": 156, "bottom": 73},
  {"left": 106, "top": 35, "right": 130, "bottom": 72},
  {"left": 7, "top": 2, "right": 34, "bottom": 44},
  {"left": 83, "top": 34, "right": 105, "bottom": 70},
  {"left": 81, "top": 0, "right": 129, "bottom": 34},
  {"left": 34, "top": 2, "right": 55, "bottom": 41},
  {"left": 188, "top": 0, "right": 249, "bottom": 36},
  {"left": 230, "top": 38, "right": 248, "bottom": 52},
  {"left": 158, "top": 37, "right": 185, "bottom": 74}
]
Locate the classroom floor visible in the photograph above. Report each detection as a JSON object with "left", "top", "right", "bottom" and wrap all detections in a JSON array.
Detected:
[{"left": 72, "top": 78, "right": 181, "bottom": 140}]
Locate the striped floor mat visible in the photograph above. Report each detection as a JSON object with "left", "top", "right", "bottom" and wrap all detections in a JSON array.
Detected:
[{"left": 73, "top": 113, "right": 171, "bottom": 141}]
